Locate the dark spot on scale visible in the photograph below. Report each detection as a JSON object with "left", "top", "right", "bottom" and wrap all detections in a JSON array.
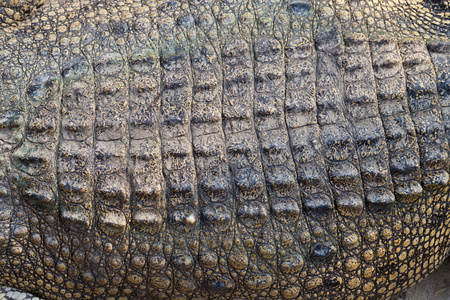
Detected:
[
  {"left": 425, "top": 0, "right": 449, "bottom": 11},
  {"left": 289, "top": 0, "right": 311, "bottom": 14},
  {"left": 431, "top": 209, "right": 447, "bottom": 227},
  {"left": 206, "top": 275, "right": 235, "bottom": 293},
  {"left": 113, "top": 23, "right": 128, "bottom": 35},
  {"left": 324, "top": 277, "right": 342, "bottom": 287},
  {"left": 311, "top": 243, "right": 337, "bottom": 262},
  {"left": 177, "top": 14, "right": 194, "bottom": 28},
  {"left": 80, "top": 5, "right": 90, "bottom": 13},
  {"left": 378, "top": 261, "right": 396, "bottom": 273}
]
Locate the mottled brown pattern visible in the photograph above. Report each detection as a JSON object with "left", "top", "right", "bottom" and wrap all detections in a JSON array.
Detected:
[{"left": 0, "top": 0, "right": 449, "bottom": 299}]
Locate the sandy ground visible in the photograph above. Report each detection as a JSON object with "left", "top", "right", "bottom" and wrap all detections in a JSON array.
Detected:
[{"left": 398, "top": 257, "right": 450, "bottom": 300}]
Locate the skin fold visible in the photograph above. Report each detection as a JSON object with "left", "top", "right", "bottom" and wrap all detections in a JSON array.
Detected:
[{"left": 0, "top": 0, "right": 448, "bottom": 299}]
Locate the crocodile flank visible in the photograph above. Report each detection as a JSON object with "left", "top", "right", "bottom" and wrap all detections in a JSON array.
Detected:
[{"left": 0, "top": 0, "right": 449, "bottom": 299}]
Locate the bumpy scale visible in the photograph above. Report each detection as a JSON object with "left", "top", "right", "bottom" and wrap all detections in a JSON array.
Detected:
[{"left": 0, "top": 0, "right": 449, "bottom": 299}]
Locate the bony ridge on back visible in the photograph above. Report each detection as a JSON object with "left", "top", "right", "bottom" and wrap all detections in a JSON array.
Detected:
[{"left": 0, "top": 0, "right": 449, "bottom": 299}]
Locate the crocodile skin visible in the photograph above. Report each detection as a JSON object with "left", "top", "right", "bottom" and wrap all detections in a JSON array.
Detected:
[{"left": 0, "top": 0, "right": 449, "bottom": 299}]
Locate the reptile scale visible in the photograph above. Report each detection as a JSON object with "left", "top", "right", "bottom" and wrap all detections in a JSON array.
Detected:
[{"left": 0, "top": 0, "right": 449, "bottom": 299}]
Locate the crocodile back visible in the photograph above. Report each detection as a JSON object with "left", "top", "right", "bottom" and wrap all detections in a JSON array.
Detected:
[{"left": 0, "top": 0, "right": 449, "bottom": 299}]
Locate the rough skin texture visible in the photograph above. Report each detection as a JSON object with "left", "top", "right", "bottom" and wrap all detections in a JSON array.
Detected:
[
  {"left": 0, "top": 0, "right": 44, "bottom": 26},
  {"left": 0, "top": 0, "right": 449, "bottom": 299}
]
